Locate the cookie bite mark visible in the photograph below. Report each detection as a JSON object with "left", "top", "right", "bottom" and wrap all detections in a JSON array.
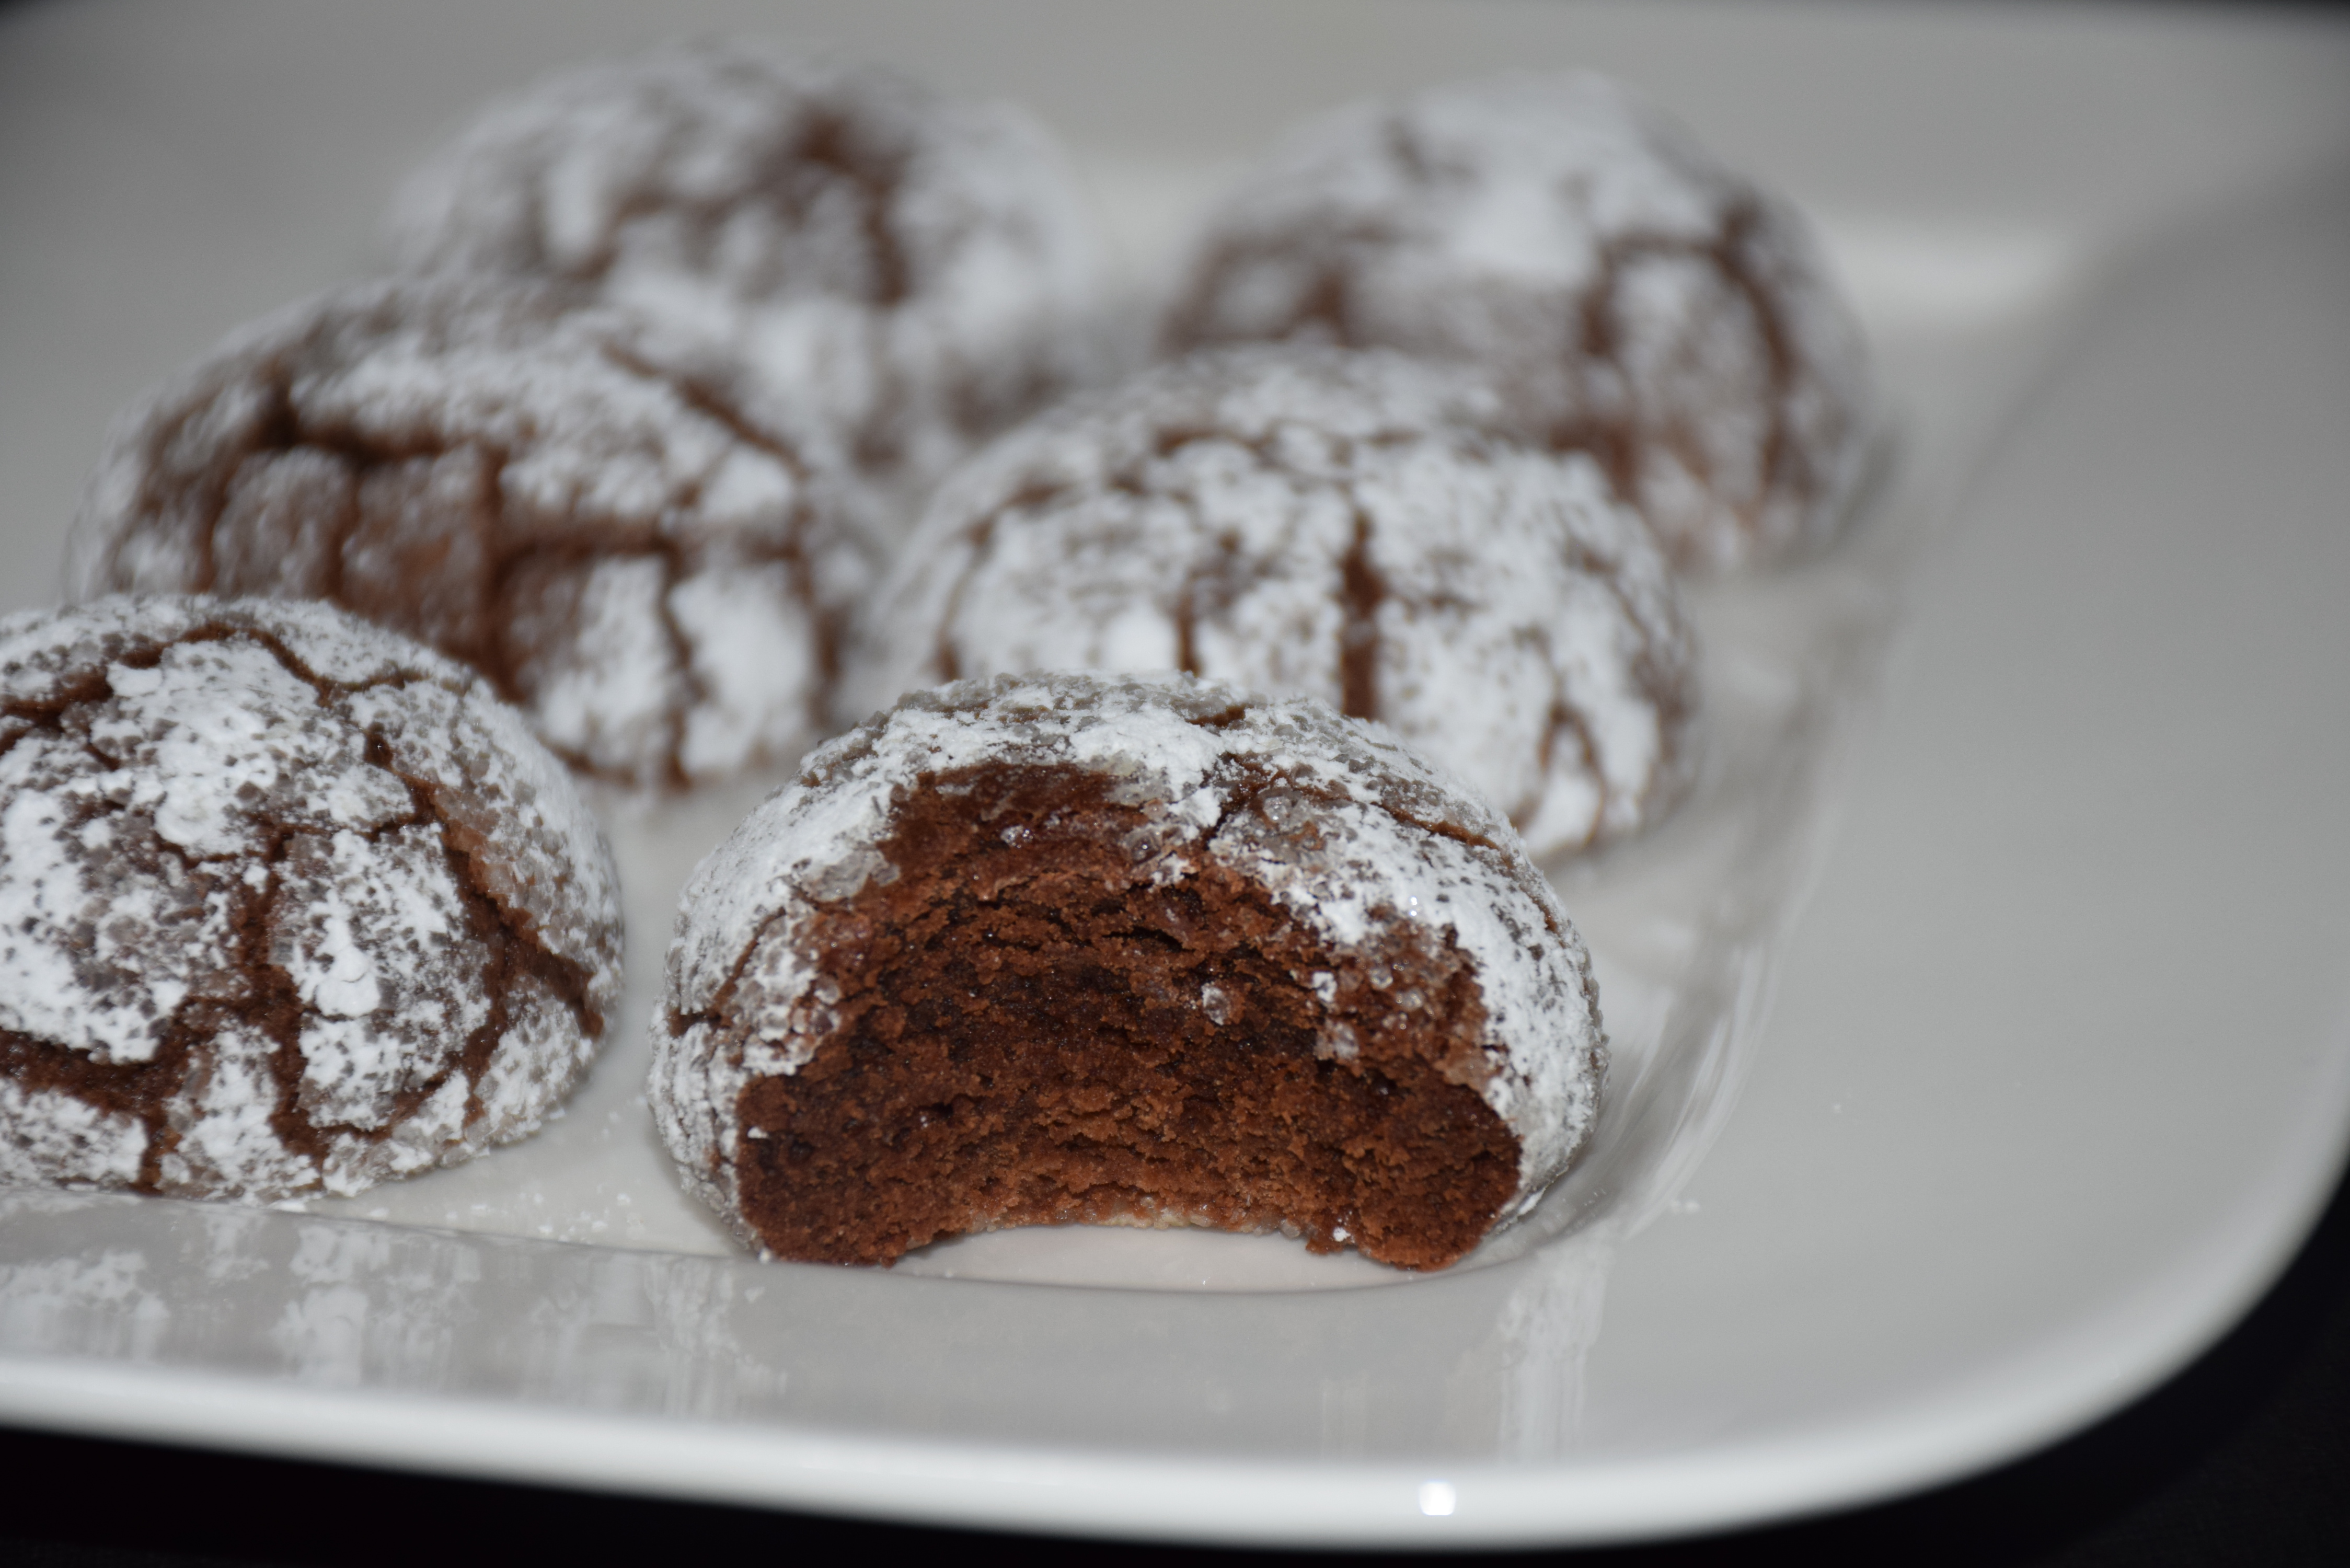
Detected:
[
  {"left": 653, "top": 673, "right": 1607, "bottom": 1271},
  {"left": 730, "top": 762, "right": 1517, "bottom": 1267}
]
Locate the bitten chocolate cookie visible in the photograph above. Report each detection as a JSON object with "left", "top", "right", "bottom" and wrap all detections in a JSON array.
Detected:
[
  {"left": 387, "top": 39, "right": 1110, "bottom": 529},
  {"left": 67, "top": 274, "right": 873, "bottom": 791},
  {"left": 1162, "top": 73, "right": 1873, "bottom": 572},
  {"left": 653, "top": 672, "right": 1605, "bottom": 1270},
  {"left": 0, "top": 596, "right": 623, "bottom": 1201},
  {"left": 850, "top": 348, "right": 1695, "bottom": 859}
]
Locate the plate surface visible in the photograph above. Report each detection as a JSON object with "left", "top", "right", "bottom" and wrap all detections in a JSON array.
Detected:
[{"left": 4, "top": 0, "right": 2350, "bottom": 1548}]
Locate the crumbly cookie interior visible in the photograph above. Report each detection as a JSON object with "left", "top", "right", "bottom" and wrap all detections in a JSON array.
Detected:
[{"left": 723, "top": 763, "right": 1518, "bottom": 1269}]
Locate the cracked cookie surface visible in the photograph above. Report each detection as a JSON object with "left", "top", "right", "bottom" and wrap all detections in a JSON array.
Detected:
[
  {"left": 386, "top": 38, "right": 1110, "bottom": 535},
  {"left": 654, "top": 672, "right": 1604, "bottom": 1269},
  {"left": 68, "top": 274, "right": 874, "bottom": 791},
  {"left": 849, "top": 347, "right": 1695, "bottom": 858},
  {"left": 1161, "top": 73, "right": 1874, "bottom": 572},
  {"left": 0, "top": 596, "right": 623, "bottom": 1201}
]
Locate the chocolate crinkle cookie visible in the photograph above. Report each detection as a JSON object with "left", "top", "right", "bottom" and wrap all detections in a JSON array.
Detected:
[
  {"left": 67, "top": 273, "right": 874, "bottom": 791},
  {"left": 653, "top": 672, "right": 1605, "bottom": 1271},
  {"left": 850, "top": 347, "right": 1696, "bottom": 859},
  {"left": 1162, "top": 72, "right": 1874, "bottom": 572},
  {"left": 386, "top": 39, "right": 1111, "bottom": 530},
  {"left": 0, "top": 596, "right": 623, "bottom": 1201}
]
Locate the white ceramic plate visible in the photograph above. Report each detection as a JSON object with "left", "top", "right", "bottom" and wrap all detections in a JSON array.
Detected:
[{"left": 4, "top": 0, "right": 2350, "bottom": 1548}]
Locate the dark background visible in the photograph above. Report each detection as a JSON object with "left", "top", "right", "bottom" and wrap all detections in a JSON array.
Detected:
[{"left": 4, "top": 1149, "right": 2347, "bottom": 1566}]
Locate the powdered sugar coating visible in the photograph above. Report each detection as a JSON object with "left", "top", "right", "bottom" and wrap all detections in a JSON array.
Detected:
[
  {"left": 387, "top": 39, "right": 1110, "bottom": 532},
  {"left": 1163, "top": 73, "right": 1874, "bottom": 572},
  {"left": 0, "top": 596, "right": 624, "bottom": 1201},
  {"left": 851, "top": 348, "right": 1696, "bottom": 857},
  {"left": 654, "top": 672, "right": 1605, "bottom": 1247},
  {"left": 68, "top": 274, "right": 874, "bottom": 791}
]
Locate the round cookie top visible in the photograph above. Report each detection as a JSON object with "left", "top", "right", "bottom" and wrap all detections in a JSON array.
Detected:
[
  {"left": 388, "top": 38, "right": 1110, "bottom": 527},
  {"left": 850, "top": 347, "right": 1696, "bottom": 858},
  {"left": 0, "top": 595, "right": 623, "bottom": 1201},
  {"left": 656, "top": 670, "right": 1605, "bottom": 1235},
  {"left": 1161, "top": 72, "right": 1874, "bottom": 572},
  {"left": 69, "top": 273, "right": 875, "bottom": 791}
]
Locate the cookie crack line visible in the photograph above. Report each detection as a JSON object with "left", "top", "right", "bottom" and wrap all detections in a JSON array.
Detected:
[
  {"left": 931, "top": 482, "right": 1065, "bottom": 685},
  {"left": 189, "top": 615, "right": 453, "bottom": 709},
  {"left": 589, "top": 338, "right": 811, "bottom": 479},
  {"left": 935, "top": 420, "right": 1435, "bottom": 706},
  {"left": 581, "top": 349, "right": 847, "bottom": 704},
  {"left": 242, "top": 821, "right": 319, "bottom": 1187},
  {"left": 1335, "top": 494, "right": 1387, "bottom": 720},
  {"left": 789, "top": 104, "right": 915, "bottom": 310},
  {"left": 1711, "top": 198, "right": 1807, "bottom": 515},
  {"left": 359, "top": 729, "right": 602, "bottom": 1042},
  {"left": 0, "top": 665, "right": 119, "bottom": 757},
  {"left": 1536, "top": 692, "right": 1607, "bottom": 838},
  {"left": 647, "top": 551, "right": 712, "bottom": 794},
  {"left": 0, "top": 1024, "right": 195, "bottom": 1188},
  {"left": 1566, "top": 204, "right": 1804, "bottom": 530},
  {"left": 7, "top": 622, "right": 446, "bottom": 854},
  {"left": 162, "top": 410, "right": 624, "bottom": 708},
  {"left": 172, "top": 378, "right": 487, "bottom": 595},
  {"left": 675, "top": 898, "right": 801, "bottom": 1042},
  {"left": 1207, "top": 729, "right": 1529, "bottom": 875}
]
